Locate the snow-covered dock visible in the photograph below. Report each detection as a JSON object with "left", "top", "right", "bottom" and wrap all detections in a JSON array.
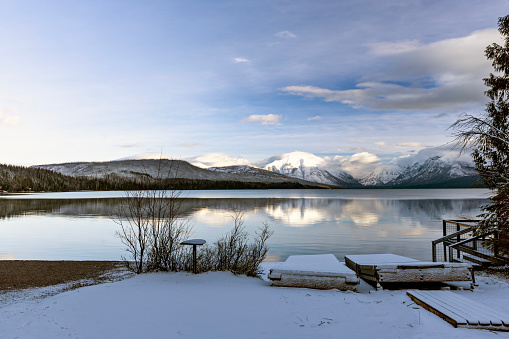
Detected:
[
  {"left": 344, "top": 254, "right": 474, "bottom": 288},
  {"left": 268, "top": 254, "right": 359, "bottom": 290}
]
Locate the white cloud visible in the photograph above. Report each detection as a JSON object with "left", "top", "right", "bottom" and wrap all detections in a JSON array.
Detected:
[
  {"left": 324, "top": 152, "right": 381, "bottom": 178},
  {"left": 186, "top": 153, "right": 251, "bottom": 168},
  {"left": 368, "top": 40, "right": 423, "bottom": 55},
  {"left": 241, "top": 114, "right": 282, "bottom": 126},
  {"left": 0, "top": 108, "right": 19, "bottom": 127},
  {"left": 397, "top": 142, "right": 425, "bottom": 147},
  {"left": 115, "top": 153, "right": 168, "bottom": 161},
  {"left": 280, "top": 29, "right": 500, "bottom": 111},
  {"left": 178, "top": 142, "right": 199, "bottom": 148},
  {"left": 307, "top": 116, "right": 321, "bottom": 121},
  {"left": 2, "top": 116, "right": 19, "bottom": 126},
  {"left": 233, "top": 57, "right": 250, "bottom": 63},
  {"left": 374, "top": 141, "right": 389, "bottom": 147},
  {"left": 275, "top": 31, "right": 296, "bottom": 39}
]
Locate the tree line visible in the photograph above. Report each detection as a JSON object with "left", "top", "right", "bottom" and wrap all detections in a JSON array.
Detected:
[{"left": 0, "top": 163, "right": 321, "bottom": 192}]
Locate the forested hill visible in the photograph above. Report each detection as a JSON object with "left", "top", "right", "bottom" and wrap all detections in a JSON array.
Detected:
[{"left": 0, "top": 164, "right": 318, "bottom": 192}]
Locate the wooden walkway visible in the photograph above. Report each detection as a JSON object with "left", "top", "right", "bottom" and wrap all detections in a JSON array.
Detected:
[{"left": 407, "top": 290, "right": 509, "bottom": 331}]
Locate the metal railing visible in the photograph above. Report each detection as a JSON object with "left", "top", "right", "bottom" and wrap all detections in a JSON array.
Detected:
[
  {"left": 432, "top": 220, "right": 478, "bottom": 262},
  {"left": 432, "top": 219, "right": 509, "bottom": 266}
]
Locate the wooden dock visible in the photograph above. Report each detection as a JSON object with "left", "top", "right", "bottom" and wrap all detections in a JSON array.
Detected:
[
  {"left": 407, "top": 290, "right": 509, "bottom": 331},
  {"left": 344, "top": 254, "right": 473, "bottom": 288}
]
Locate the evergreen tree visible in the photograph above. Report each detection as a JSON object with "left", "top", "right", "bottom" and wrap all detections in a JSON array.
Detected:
[{"left": 452, "top": 14, "right": 509, "bottom": 241}]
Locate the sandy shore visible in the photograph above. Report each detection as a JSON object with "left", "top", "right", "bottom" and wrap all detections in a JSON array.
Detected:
[{"left": 0, "top": 260, "right": 127, "bottom": 291}]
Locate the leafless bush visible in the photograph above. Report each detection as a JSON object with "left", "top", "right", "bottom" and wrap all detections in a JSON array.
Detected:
[
  {"left": 113, "top": 159, "right": 192, "bottom": 273},
  {"left": 198, "top": 212, "right": 273, "bottom": 277}
]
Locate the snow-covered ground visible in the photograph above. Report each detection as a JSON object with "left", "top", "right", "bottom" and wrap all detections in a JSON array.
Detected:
[{"left": 1, "top": 263, "right": 508, "bottom": 338}]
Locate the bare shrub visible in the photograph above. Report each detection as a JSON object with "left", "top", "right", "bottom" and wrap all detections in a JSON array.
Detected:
[
  {"left": 113, "top": 159, "right": 192, "bottom": 273},
  {"left": 198, "top": 212, "right": 273, "bottom": 277}
]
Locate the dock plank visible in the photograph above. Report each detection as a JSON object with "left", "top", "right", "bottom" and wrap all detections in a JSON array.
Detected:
[{"left": 407, "top": 290, "right": 509, "bottom": 331}]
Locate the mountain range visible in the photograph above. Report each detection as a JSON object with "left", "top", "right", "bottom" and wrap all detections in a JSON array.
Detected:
[{"left": 33, "top": 150, "right": 483, "bottom": 189}]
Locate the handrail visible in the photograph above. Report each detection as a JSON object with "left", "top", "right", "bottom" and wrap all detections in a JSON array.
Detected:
[
  {"left": 449, "top": 235, "right": 485, "bottom": 248},
  {"left": 432, "top": 227, "right": 473, "bottom": 245}
]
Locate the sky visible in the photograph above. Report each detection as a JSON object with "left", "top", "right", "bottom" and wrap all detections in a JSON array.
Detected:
[{"left": 1, "top": 0, "right": 508, "bottom": 168}]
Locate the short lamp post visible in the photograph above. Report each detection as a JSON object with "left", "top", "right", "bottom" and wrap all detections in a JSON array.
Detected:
[{"left": 180, "top": 239, "right": 206, "bottom": 274}]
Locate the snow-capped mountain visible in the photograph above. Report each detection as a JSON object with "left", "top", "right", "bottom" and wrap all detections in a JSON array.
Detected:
[
  {"left": 208, "top": 165, "right": 336, "bottom": 187},
  {"left": 33, "top": 149, "right": 483, "bottom": 189},
  {"left": 33, "top": 160, "right": 329, "bottom": 187},
  {"left": 260, "top": 151, "right": 362, "bottom": 188},
  {"left": 358, "top": 155, "right": 479, "bottom": 188},
  {"left": 388, "top": 156, "right": 478, "bottom": 188},
  {"left": 259, "top": 150, "right": 481, "bottom": 188},
  {"left": 360, "top": 163, "right": 404, "bottom": 186}
]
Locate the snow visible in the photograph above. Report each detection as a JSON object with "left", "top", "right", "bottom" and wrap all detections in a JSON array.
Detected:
[
  {"left": 345, "top": 254, "right": 420, "bottom": 265},
  {"left": 1, "top": 263, "right": 509, "bottom": 338},
  {"left": 273, "top": 254, "right": 356, "bottom": 274}
]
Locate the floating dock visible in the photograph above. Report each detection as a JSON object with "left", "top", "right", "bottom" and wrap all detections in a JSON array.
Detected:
[
  {"left": 268, "top": 254, "right": 359, "bottom": 291},
  {"left": 344, "top": 254, "right": 473, "bottom": 287}
]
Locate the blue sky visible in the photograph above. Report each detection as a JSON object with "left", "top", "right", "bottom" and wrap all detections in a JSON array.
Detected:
[{"left": 1, "top": 0, "right": 508, "bottom": 167}]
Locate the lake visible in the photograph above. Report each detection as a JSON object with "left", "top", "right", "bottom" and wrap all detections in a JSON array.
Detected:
[{"left": 0, "top": 189, "right": 490, "bottom": 262}]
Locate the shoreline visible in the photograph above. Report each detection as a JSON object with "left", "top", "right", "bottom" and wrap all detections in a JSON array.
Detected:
[{"left": 0, "top": 260, "right": 128, "bottom": 292}]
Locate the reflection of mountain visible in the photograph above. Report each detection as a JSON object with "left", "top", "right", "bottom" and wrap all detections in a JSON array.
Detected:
[{"left": 1, "top": 196, "right": 487, "bottom": 229}]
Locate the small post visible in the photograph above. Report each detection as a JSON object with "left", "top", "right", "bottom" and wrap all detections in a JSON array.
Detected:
[{"left": 181, "top": 239, "right": 206, "bottom": 274}]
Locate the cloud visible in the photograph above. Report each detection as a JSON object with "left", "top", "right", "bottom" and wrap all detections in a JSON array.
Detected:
[
  {"left": 178, "top": 142, "right": 199, "bottom": 148},
  {"left": 324, "top": 152, "right": 381, "bottom": 178},
  {"left": 374, "top": 141, "right": 389, "bottom": 147},
  {"left": 241, "top": 114, "right": 282, "bottom": 125},
  {"left": 280, "top": 29, "right": 499, "bottom": 111},
  {"left": 307, "top": 116, "right": 321, "bottom": 121},
  {"left": 1, "top": 116, "right": 19, "bottom": 126},
  {"left": 118, "top": 143, "right": 141, "bottom": 148},
  {"left": 0, "top": 108, "right": 19, "bottom": 127},
  {"left": 275, "top": 31, "right": 296, "bottom": 39},
  {"left": 186, "top": 153, "right": 251, "bottom": 168},
  {"left": 115, "top": 153, "right": 168, "bottom": 161},
  {"left": 397, "top": 142, "right": 425, "bottom": 147},
  {"left": 233, "top": 57, "right": 250, "bottom": 63}
]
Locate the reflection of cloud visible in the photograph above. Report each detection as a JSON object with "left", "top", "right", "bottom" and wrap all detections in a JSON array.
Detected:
[
  {"left": 264, "top": 204, "right": 325, "bottom": 227},
  {"left": 400, "top": 228, "right": 428, "bottom": 236},
  {"left": 191, "top": 208, "right": 232, "bottom": 227},
  {"left": 0, "top": 253, "right": 16, "bottom": 260},
  {"left": 335, "top": 200, "right": 382, "bottom": 227}
]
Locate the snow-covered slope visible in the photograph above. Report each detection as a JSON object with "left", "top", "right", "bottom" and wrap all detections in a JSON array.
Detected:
[
  {"left": 208, "top": 165, "right": 336, "bottom": 187},
  {"left": 260, "top": 151, "right": 361, "bottom": 188},
  {"left": 359, "top": 163, "right": 404, "bottom": 186},
  {"left": 360, "top": 155, "right": 479, "bottom": 188},
  {"left": 33, "top": 160, "right": 327, "bottom": 186}
]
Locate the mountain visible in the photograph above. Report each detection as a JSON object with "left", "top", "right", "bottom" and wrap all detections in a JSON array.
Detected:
[
  {"left": 33, "top": 159, "right": 330, "bottom": 187},
  {"left": 259, "top": 150, "right": 482, "bottom": 189},
  {"left": 382, "top": 155, "right": 481, "bottom": 188},
  {"left": 260, "top": 151, "right": 362, "bottom": 188},
  {"left": 208, "top": 165, "right": 338, "bottom": 187},
  {"left": 32, "top": 149, "right": 483, "bottom": 189},
  {"left": 360, "top": 163, "right": 404, "bottom": 186}
]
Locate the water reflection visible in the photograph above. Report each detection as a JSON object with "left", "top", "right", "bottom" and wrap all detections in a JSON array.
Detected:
[{"left": 0, "top": 192, "right": 488, "bottom": 261}]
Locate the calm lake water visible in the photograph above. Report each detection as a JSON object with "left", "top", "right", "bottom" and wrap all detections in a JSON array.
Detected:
[{"left": 0, "top": 189, "right": 490, "bottom": 262}]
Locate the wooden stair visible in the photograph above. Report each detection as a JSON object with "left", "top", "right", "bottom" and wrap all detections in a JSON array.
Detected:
[{"left": 407, "top": 290, "right": 509, "bottom": 331}]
